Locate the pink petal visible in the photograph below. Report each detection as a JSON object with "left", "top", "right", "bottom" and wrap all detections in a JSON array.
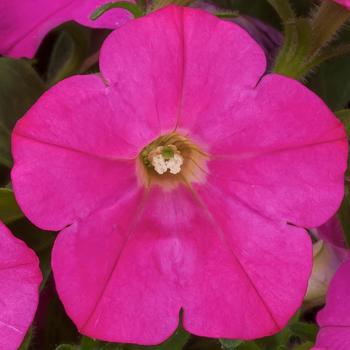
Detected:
[
  {"left": 0, "top": 221, "right": 41, "bottom": 350},
  {"left": 52, "top": 186, "right": 181, "bottom": 344},
  {"left": 12, "top": 74, "right": 146, "bottom": 230},
  {"left": 191, "top": 181, "right": 312, "bottom": 338},
  {"left": 194, "top": 74, "right": 347, "bottom": 228},
  {"left": 315, "top": 216, "right": 346, "bottom": 248},
  {"left": 99, "top": 6, "right": 266, "bottom": 134},
  {"left": 315, "top": 257, "right": 350, "bottom": 349},
  {"left": 0, "top": 0, "right": 132, "bottom": 58},
  {"left": 53, "top": 184, "right": 311, "bottom": 343}
]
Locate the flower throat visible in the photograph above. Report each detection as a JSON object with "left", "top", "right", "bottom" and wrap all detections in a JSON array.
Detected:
[{"left": 138, "top": 132, "right": 208, "bottom": 188}]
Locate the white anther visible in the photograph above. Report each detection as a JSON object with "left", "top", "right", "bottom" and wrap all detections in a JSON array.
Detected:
[
  {"left": 167, "top": 153, "right": 184, "bottom": 174},
  {"left": 150, "top": 148, "right": 184, "bottom": 175},
  {"left": 151, "top": 154, "right": 168, "bottom": 174}
]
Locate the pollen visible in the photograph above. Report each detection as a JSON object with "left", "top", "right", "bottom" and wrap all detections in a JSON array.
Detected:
[
  {"left": 148, "top": 145, "right": 184, "bottom": 175},
  {"left": 138, "top": 132, "right": 208, "bottom": 188}
]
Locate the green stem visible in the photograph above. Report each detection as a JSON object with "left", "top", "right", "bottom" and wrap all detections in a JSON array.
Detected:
[
  {"left": 310, "top": 0, "right": 350, "bottom": 57},
  {"left": 267, "top": 0, "right": 298, "bottom": 73}
]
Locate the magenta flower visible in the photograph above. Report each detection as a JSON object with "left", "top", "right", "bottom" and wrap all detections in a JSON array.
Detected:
[
  {"left": 11, "top": 6, "right": 347, "bottom": 344},
  {"left": 0, "top": 221, "right": 41, "bottom": 350},
  {"left": 0, "top": 0, "right": 132, "bottom": 58},
  {"left": 315, "top": 256, "right": 350, "bottom": 349}
]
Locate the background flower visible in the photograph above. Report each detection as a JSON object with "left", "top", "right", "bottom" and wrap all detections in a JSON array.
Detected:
[
  {"left": 0, "top": 220, "right": 41, "bottom": 350},
  {"left": 0, "top": 0, "right": 133, "bottom": 58},
  {"left": 315, "top": 256, "right": 350, "bottom": 349}
]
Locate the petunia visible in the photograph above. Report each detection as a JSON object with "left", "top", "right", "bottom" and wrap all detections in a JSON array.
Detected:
[
  {"left": 0, "top": 0, "right": 132, "bottom": 58},
  {"left": 0, "top": 221, "right": 41, "bottom": 350},
  {"left": 11, "top": 6, "right": 347, "bottom": 344},
  {"left": 315, "top": 256, "right": 350, "bottom": 350}
]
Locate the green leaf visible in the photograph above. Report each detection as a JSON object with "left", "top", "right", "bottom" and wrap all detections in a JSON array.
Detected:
[
  {"left": 0, "top": 188, "right": 23, "bottom": 224},
  {"left": 237, "top": 343, "right": 261, "bottom": 350},
  {"left": 290, "top": 322, "right": 318, "bottom": 342},
  {"left": 91, "top": 2, "right": 143, "bottom": 20},
  {"left": 19, "top": 328, "right": 33, "bottom": 350},
  {"left": 338, "top": 186, "right": 350, "bottom": 247},
  {"left": 336, "top": 109, "right": 350, "bottom": 135},
  {"left": 0, "top": 58, "right": 45, "bottom": 168},
  {"left": 153, "top": 327, "right": 190, "bottom": 350},
  {"left": 292, "top": 342, "right": 314, "bottom": 350},
  {"left": 255, "top": 323, "right": 292, "bottom": 349},
  {"left": 220, "top": 339, "right": 243, "bottom": 349},
  {"left": 47, "top": 23, "right": 90, "bottom": 85},
  {"left": 80, "top": 336, "right": 98, "bottom": 350}
]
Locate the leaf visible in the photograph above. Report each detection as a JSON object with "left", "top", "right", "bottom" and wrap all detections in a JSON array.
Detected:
[
  {"left": 126, "top": 326, "right": 190, "bottom": 350},
  {"left": 18, "top": 328, "right": 33, "bottom": 350},
  {"left": 292, "top": 342, "right": 314, "bottom": 350},
  {"left": 0, "top": 58, "right": 45, "bottom": 168},
  {"left": 0, "top": 188, "right": 23, "bottom": 224},
  {"left": 220, "top": 339, "right": 243, "bottom": 349},
  {"left": 47, "top": 23, "right": 90, "bottom": 85},
  {"left": 80, "top": 336, "right": 99, "bottom": 350},
  {"left": 237, "top": 343, "right": 261, "bottom": 350},
  {"left": 153, "top": 327, "right": 190, "bottom": 350},
  {"left": 290, "top": 322, "right": 318, "bottom": 342},
  {"left": 56, "top": 345, "right": 77, "bottom": 350},
  {"left": 335, "top": 109, "right": 350, "bottom": 135},
  {"left": 338, "top": 186, "right": 350, "bottom": 247}
]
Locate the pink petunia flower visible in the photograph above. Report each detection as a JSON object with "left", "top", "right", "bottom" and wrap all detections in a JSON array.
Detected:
[
  {"left": 0, "top": 0, "right": 133, "bottom": 58},
  {"left": 0, "top": 221, "right": 41, "bottom": 350},
  {"left": 315, "top": 256, "right": 350, "bottom": 349},
  {"left": 11, "top": 6, "right": 347, "bottom": 344}
]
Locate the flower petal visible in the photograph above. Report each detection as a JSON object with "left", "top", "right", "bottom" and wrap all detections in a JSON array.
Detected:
[
  {"left": 0, "top": 221, "right": 41, "bottom": 350},
  {"left": 12, "top": 74, "right": 144, "bottom": 230},
  {"left": 316, "top": 257, "right": 350, "bottom": 350},
  {"left": 0, "top": 0, "right": 132, "bottom": 58},
  {"left": 189, "top": 181, "right": 312, "bottom": 339},
  {"left": 200, "top": 74, "right": 347, "bottom": 228},
  {"left": 99, "top": 5, "right": 266, "bottom": 134},
  {"left": 53, "top": 184, "right": 311, "bottom": 342},
  {"left": 52, "top": 186, "right": 182, "bottom": 344}
]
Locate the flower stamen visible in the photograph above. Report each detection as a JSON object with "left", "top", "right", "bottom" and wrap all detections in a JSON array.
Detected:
[
  {"left": 138, "top": 132, "right": 208, "bottom": 188},
  {"left": 148, "top": 145, "right": 184, "bottom": 175}
]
